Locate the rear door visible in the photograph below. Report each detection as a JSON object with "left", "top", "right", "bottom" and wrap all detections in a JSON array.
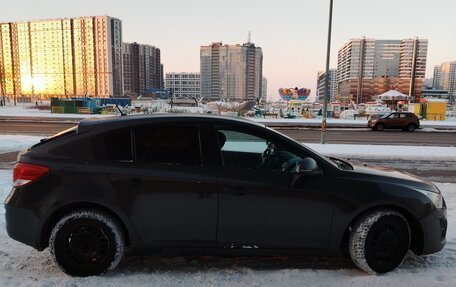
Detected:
[{"left": 103, "top": 123, "right": 218, "bottom": 247}]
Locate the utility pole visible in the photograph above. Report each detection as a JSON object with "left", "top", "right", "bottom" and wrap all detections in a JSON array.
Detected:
[{"left": 321, "top": 0, "right": 334, "bottom": 144}]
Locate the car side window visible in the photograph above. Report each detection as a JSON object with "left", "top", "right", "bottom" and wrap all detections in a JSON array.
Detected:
[
  {"left": 400, "top": 114, "right": 407, "bottom": 118},
  {"left": 104, "top": 129, "right": 133, "bottom": 162},
  {"left": 216, "top": 129, "right": 302, "bottom": 172},
  {"left": 135, "top": 125, "right": 202, "bottom": 165},
  {"left": 387, "top": 113, "right": 398, "bottom": 119}
]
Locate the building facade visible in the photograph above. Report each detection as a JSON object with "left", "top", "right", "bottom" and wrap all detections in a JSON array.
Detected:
[
  {"left": 122, "top": 42, "right": 163, "bottom": 97},
  {"left": 316, "top": 69, "right": 337, "bottom": 102},
  {"left": 261, "top": 77, "right": 267, "bottom": 103},
  {"left": 165, "top": 72, "right": 200, "bottom": 98},
  {"left": 433, "top": 61, "right": 456, "bottom": 102},
  {"left": 0, "top": 16, "right": 123, "bottom": 98},
  {"left": 200, "top": 42, "right": 263, "bottom": 101},
  {"left": 337, "top": 38, "right": 428, "bottom": 103}
]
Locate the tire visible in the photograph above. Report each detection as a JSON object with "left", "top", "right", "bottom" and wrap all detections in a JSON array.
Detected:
[
  {"left": 375, "top": 123, "right": 384, "bottom": 131},
  {"left": 49, "top": 210, "right": 125, "bottom": 277},
  {"left": 406, "top": 123, "right": 416, "bottom": 132},
  {"left": 349, "top": 209, "right": 410, "bottom": 274}
]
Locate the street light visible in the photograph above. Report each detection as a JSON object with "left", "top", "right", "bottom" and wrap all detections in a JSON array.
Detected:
[{"left": 321, "top": 0, "right": 334, "bottom": 144}]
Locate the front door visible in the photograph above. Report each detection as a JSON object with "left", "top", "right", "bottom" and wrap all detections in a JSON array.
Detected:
[{"left": 214, "top": 128, "right": 333, "bottom": 251}]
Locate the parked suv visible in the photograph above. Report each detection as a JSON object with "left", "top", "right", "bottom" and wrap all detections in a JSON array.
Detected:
[
  {"left": 5, "top": 115, "right": 446, "bottom": 276},
  {"left": 368, "top": 112, "right": 420, "bottom": 131}
]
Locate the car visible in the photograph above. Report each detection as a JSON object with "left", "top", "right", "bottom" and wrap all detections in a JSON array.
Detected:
[
  {"left": 5, "top": 114, "right": 446, "bottom": 276},
  {"left": 368, "top": 112, "right": 420, "bottom": 131}
]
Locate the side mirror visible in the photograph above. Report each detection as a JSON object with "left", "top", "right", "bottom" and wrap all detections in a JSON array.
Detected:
[{"left": 299, "top": 157, "right": 322, "bottom": 176}]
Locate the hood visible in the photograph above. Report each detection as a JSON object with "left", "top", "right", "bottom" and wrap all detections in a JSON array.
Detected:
[{"left": 349, "top": 161, "right": 432, "bottom": 185}]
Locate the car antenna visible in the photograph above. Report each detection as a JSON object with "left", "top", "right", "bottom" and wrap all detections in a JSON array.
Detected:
[{"left": 109, "top": 95, "right": 127, "bottom": 116}]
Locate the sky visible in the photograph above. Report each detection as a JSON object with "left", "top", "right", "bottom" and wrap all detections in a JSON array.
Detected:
[{"left": 1, "top": 0, "right": 455, "bottom": 100}]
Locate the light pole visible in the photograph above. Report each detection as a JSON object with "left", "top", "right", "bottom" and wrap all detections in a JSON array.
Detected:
[{"left": 321, "top": 0, "right": 334, "bottom": 144}]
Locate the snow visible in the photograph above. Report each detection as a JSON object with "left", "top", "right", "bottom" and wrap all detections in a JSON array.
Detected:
[
  {"left": 0, "top": 135, "right": 44, "bottom": 154},
  {"left": 1, "top": 135, "right": 456, "bottom": 162},
  {"left": 0, "top": 169, "right": 455, "bottom": 286},
  {"left": 306, "top": 143, "right": 456, "bottom": 160},
  {"left": 0, "top": 133, "right": 456, "bottom": 285},
  {"left": 0, "top": 105, "right": 112, "bottom": 119},
  {"left": 1, "top": 105, "right": 456, "bottom": 127}
]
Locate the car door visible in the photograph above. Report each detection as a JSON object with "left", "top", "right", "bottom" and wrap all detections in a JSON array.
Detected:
[
  {"left": 213, "top": 126, "right": 333, "bottom": 251},
  {"left": 103, "top": 123, "right": 218, "bottom": 248},
  {"left": 384, "top": 113, "right": 399, "bottom": 128},
  {"left": 398, "top": 113, "right": 408, "bottom": 128}
]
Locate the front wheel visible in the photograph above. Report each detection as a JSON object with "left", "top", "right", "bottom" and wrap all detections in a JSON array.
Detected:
[
  {"left": 49, "top": 210, "right": 125, "bottom": 276},
  {"left": 374, "top": 123, "right": 384, "bottom": 131},
  {"left": 349, "top": 210, "right": 410, "bottom": 274}
]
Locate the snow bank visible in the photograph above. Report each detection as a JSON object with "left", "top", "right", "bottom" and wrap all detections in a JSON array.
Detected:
[
  {"left": 1, "top": 135, "right": 455, "bottom": 162},
  {"left": 306, "top": 143, "right": 456, "bottom": 160},
  {"left": 0, "top": 169, "right": 455, "bottom": 286},
  {"left": 0, "top": 135, "right": 43, "bottom": 154}
]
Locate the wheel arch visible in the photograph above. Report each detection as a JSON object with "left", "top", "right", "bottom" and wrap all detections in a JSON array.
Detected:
[
  {"left": 340, "top": 204, "right": 423, "bottom": 256},
  {"left": 39, "top": 202, "right": 133, "bottom": 250}
]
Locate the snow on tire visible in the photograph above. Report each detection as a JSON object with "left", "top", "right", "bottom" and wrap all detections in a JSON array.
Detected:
[
  {"left": 49, "top": 209, "right": 125, "bottom": 277},
  {"left": 349, "top": 209, "right": 410, "bottom": 274}
]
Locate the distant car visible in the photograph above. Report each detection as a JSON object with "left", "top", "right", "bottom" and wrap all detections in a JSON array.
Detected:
[
  {"left": 5, "top": 115, "right": 446, "bottom": 276},
  {"left": 368, "top": 112, "right": 420, "bottom": 131}
]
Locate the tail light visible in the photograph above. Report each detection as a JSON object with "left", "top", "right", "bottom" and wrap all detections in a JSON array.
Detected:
[{"left": 13, "top": 163, "right": 49, "bottom": 188}]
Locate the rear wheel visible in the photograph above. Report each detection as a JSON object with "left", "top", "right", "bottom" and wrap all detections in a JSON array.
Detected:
[
  {"left": 49, "top": 210, "right": 125, "bottom": 276},
  {"left": 375, "top": 123, "right": 384, "bottom": 131},
  {"left": 349, "top": 209, "right": 410, "bottom": 274},
  {"left": 406, "top": 123, "right": 416, "bottom": 132}
]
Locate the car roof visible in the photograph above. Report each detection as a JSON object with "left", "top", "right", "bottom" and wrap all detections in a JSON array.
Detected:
[{"left": 78, "top": 113, "right": 266, "bottom": 133}]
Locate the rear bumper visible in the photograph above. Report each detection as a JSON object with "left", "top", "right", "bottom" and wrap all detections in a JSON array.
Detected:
[
  {"left": 5, "top": 203, "right": 44, "bottom": 250},
  {"left": 417, "top": 207, "right": 447, "bottom": 255}
]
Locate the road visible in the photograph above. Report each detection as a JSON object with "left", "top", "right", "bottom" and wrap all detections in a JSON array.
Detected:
[
  {"left": 0, "top": 120, "right": 455, "bottom": 146},
  {"left": 0, "top": 120, "right": 454, "bottom": 182}
]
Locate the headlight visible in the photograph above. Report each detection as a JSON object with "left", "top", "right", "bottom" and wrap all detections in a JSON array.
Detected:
[{"left": 415, "top": 188, "right": 443, "bottom": 209}]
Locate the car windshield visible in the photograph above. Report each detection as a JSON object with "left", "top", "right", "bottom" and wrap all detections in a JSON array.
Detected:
[{"left": 380, "top": 113, "right": 392, "bottom": 119}]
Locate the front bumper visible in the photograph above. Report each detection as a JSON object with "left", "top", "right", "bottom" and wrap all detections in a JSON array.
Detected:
[{"left": 417, "top": 207, "right": 447, "bottom": 255}]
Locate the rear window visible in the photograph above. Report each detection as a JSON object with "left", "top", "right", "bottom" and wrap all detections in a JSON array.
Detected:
[{"left": 104, "top": 129, "right": 133, "bottom": 162}]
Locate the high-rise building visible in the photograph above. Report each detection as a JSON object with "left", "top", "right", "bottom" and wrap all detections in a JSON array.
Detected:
[
  {"left": 316, "top": 69, "right": 337, "bottom": 102},
  {"left": 165, "top": 72, "right": 200, "bottom": 98},
  {"left": 433, "top": 61, "right": 456, "bottom": 102},
  {"left": 122, "top": 42, "right": 163, "bottom": 97},
  {"left": 200, "top": 42, "right": 263, "bottom": 101},
  {"left": 0, "top": 16, "right": 123, "bottom": 98},
  {"left": 337, "top": 38, "right": 428, "bottom": 103},
  {"left": 261, "top": 77, "right": 267, "bottom": 103}
]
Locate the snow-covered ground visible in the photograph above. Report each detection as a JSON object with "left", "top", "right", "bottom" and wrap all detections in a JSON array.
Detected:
[
  {"left": 0, "top": 169, "right": 455, "bottom": 286},
  {"left": 0, "top": 105, "right": 112, "bottom": 119},
  {"left": 0, "top": 135, "right": 456, "bottom": 285},
  {"left": 1, "top": 105, "right": 456, "bottom": 128}
]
